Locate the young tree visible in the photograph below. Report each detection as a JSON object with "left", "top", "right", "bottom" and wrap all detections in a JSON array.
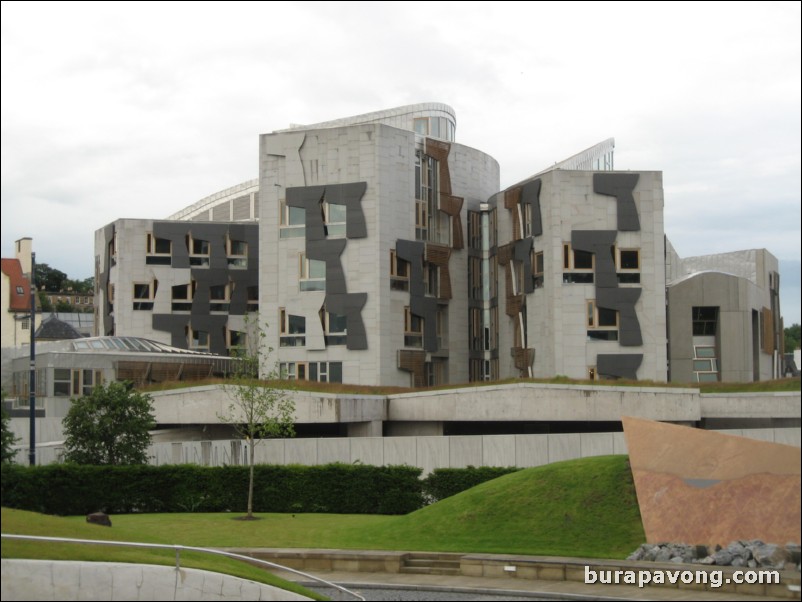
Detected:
[
  {"left": 1, "top": 395, "right": 20, "bottom": 464},
  {"left": 63, "top": 381, "right": 156, "bottom": 465},
  {"left": 785, "top": 323, "right": 801, "bottom": 352},
  {"left": 220, "top": 319, "right": 295, "bottom": 519}
]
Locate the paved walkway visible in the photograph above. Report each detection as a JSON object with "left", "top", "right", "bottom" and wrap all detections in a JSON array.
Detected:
[{"left": 259, "top": 549, "right": 796, "bottom": 601}]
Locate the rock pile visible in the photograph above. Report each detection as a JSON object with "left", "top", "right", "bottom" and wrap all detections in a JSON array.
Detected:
[{"left": 628, "top": 541, "right": 801, "bottom": 571}]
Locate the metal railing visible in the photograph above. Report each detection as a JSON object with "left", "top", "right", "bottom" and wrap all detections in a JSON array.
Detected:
[{"left": 1, "top": 533, "right": 364, "bottom": 601}]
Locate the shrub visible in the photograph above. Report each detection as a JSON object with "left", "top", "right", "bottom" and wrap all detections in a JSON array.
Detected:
[
  {"left": 0, "top": 463, "right": 423, "bottom": 515},
  {"left": 422, "top": 466, "right": 521, "bottom": 503}
]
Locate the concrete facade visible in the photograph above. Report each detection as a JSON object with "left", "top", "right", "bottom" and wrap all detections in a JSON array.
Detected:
[
  {"left": 88, "top": 103, "right": 786, "bottom": 386},
  {"left": 492, "top": 169, "right": 667, "bottom": 382},
  {"left": 95, "top": 218, "right": 258, "bottom": 357},
  {"left": 666, "top": 249, "right": 782, "bottom": 383},
  {"left": 259, "top": 104, "right": 499, "bottom": 387}
]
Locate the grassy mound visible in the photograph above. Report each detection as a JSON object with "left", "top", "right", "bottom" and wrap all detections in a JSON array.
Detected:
[
  {"left": 362, "top": 454, "right": 644, "bottom": 557},
  {"left": 2, "top": 455, "right": 645, "bottom": 560}
]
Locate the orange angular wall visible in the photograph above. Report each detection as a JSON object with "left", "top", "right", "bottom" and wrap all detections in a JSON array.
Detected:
[{"left": 622, "top": 416, "right": 801, "bottom": 546}]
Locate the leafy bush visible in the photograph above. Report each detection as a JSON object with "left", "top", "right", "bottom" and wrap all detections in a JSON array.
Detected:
[
  {"left": 0, "top": 463, "right": 423, "bottom": 515},
  {"left": 422, "top": 466, "right": 521, "bottom": 503}
]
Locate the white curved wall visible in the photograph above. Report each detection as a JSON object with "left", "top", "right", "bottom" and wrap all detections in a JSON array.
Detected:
[{"left": 1, "top": 559, "right": 310, "bottom": 601}]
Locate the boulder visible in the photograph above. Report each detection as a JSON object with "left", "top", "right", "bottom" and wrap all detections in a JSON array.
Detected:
[{"left": 86, "top": 512, "right": 112, "bottom": 527}]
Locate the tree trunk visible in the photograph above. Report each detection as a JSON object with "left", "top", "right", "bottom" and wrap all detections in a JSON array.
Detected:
[{"left": 247, "top": 438, "right": 255, "bottom": 518}]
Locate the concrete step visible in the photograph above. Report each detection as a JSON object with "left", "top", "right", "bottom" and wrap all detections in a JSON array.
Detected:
[
  {"left": 399, "top": 566, "right": 461, "bottom": 575},
  {"left": 400, "top": 553, "right": 462, "bottom": 575}
]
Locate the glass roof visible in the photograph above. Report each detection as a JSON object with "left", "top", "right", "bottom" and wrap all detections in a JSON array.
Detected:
[{"left": 71, "top": 336, "right": 221, "bottom": 356}]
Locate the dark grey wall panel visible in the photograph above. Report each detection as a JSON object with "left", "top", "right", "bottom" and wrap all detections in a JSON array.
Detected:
[
  {"left": 287, "top": 182, "right": 368, "bottom": 240},
  {"left": 572, "top": 230, "right": 618, "bottom": 289},
  {"left": 593, "top": 173, "right": 640, "bottom": 231},
  {"left": 513, "top": 237, "right": 535, "bottom": 294},
  {"left": 597, "top": 287, "right": 643, "bottom": 346},
  {"left": 521, "top": 179, "right": 543, "bottom": 237},
  {"left": 327, "top": 182, "right": 368, "bottom": 239},
  {"left": 152, "top": 314, "right": 190, "bottom": 350},
  {"left": 397, "top": 240, "right": 425, "bottom": 298},
  {"left": 288, "top": 183, "right": 370, "bottom": 350},
  {"left": 150, "top": 222, "right": 259, "bottom": 354},
  {"left": 597, "top": 354, "right": 642, "bottom": 380},
  {"left": 572, "top": 229, "right": 643, "bottom": 349},
  {"left": 396, "top": 239, "right": 438, "bottom": 352},
  {"left": 100, "top": 224, "right": 115, "bottom": 335},
  {"left": 324, "top": 292, "right": 368, "bottom": 350},
  {"left": 307, "top": 239, "right": 347, "bottom": 295}
]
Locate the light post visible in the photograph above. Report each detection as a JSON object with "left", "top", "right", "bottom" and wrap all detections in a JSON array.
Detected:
[{"left": 28, "top": 252, "right": 36, "bottom": 466}]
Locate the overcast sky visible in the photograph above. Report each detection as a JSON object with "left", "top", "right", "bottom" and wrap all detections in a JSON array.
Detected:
[{"left": 2, "top": 1, "right": 800, "bottom": 324}]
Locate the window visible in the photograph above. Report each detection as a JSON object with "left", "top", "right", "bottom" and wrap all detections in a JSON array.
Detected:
[
  {"left": 81, "top": 370, "right": 103, "bottom": 396},
  {"left": 171, "top": 283, "right": 192, "bottom": 312},
  {"left": 54, "top": 368, "right": 71, "bottom": 396},
  {"left": 413, "top": 117, "right": 429, "bottom": 135},
  {"left": 280, "top": 361, "right": 342, "bottom": 383},
  {"left": 692, "top": 306, "right": 718, "bottom": 336},
  {"left": 133, "top": 281, "right": 156, "bottom": 311},
  {"left": 587, "top": 300, "right": 619, "bottom": 341},
  {"left": 21, "top": 317, "right": 30, "bottom": 330},
  {"left": 299, "top": 253, "right": 326, "bottom": 291},
  {"left": 693, "top": 345, "right": 719, "bottom": 382},
  {"left": 209, "top": 282, "right": 232, "bottom": 312},
  {"left": 469, "top": 256, "right": 482, "bottom": 300},
  {"left": 390, "top": 249, "right": 410, "bottom": 291},
  {"left": 531, "top": 250, "right": 544, "bottom": 289},
  {"left": 108, "top": 234, "right": 117, "bottom": 266},
  {"left": 186, "top": 234, "right": 210, "bottom": 266},
  {"left": 227, "top": 238, "right": 248, "bottom": 268},
  {"left": 618, "top": 249, "right": 640, "bottom": 270},
  {"left": 468, "top": 211, "right": 482, "bottom": 250},
  {"left": 322, "top": 201, "right": 346, "bottom": 238},
  {"left": 279, "top": 308, "right": 306, "bottom": 347},
  {"left": 279, "top": 201, "right": 305, "bottom": 238},
  {"left": 415, "top": 151, "right": 446, "bottom": 243},
  {"left": 519, "top": 203, "right": 534, "bottom": 238},
  {"left": 404, "top": 306, "right": 423, "bottom": 348},
  {"left": 563, "top": 243, "right": 595, "bottom": 284},
  {"left": 424, "top": 263, "right": 439, "bottom": 297},
  {"left": 188, "top": 326, "right": 210, "bottom": 351},
  {"left": 146, "top": 233, "right": 172, "bottom": 265},
  {"left": 614, "top": 247, "right": 641, "bottom": 283},
  {"left": 321, "top": 309, "right": 347, "bottom": 346},
  {"left": 415, "top": 200, "right": 428, "bottom": 241},
  {"left": 16, "top": 286, "right": 24, "bottom": 294},
  {"left": 247, "top": 286, "right": 258, "bottom": 312},
  {"left": 227, "top": 329, "right": 247, "bottom": 355},
  {"left": 436, "top": 307, "right": 448, "bottom": 350}
]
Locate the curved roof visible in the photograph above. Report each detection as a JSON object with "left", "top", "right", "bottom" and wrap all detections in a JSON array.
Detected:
[
  {"left": 69, "top": 336, "right": 224, "bottom": 356},
  {"left": 275, "top": 102, "right": 457, "bottom": 135}
]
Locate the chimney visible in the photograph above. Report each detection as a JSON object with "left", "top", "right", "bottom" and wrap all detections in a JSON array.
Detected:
[{"left": 15, "top": 237, "right": 33, "bottom": 277}]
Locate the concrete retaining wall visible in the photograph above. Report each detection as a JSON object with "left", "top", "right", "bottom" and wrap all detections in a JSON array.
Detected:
[
  {"left": 0, "top": 559, "right": 310, "bottom": 601},
  {"left": 27, "top": 427, "right": 800, "bottom": 471}
]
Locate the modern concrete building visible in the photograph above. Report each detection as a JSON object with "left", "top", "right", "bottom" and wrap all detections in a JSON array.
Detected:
[
  {"left": 666, "top": 246, "right": 783, "bottom": 382},
  {"left": 259, "top": 103, "right": 499, "bottom": 386},
  {"left": 484, "top": 153, "right": 667, "bottom": 382},
  {"left": 89, "top": 102, "right": 784, "bottom": 387},
  {"left": 94, "top": 219, "right": 258, "bottom": 357}
]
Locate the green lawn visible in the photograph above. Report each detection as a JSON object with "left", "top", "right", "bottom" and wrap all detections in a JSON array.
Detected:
[{"left": 2, "top": 455, "right": 644, "bottom": 560}]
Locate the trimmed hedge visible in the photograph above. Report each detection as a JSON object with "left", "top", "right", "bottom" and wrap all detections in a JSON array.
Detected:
[
  {"left": 0, "top": 463, "right": 423, "bottom": 516},
  {"left": 422, "top": 466, "right": 521, "bottom": 503}
]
